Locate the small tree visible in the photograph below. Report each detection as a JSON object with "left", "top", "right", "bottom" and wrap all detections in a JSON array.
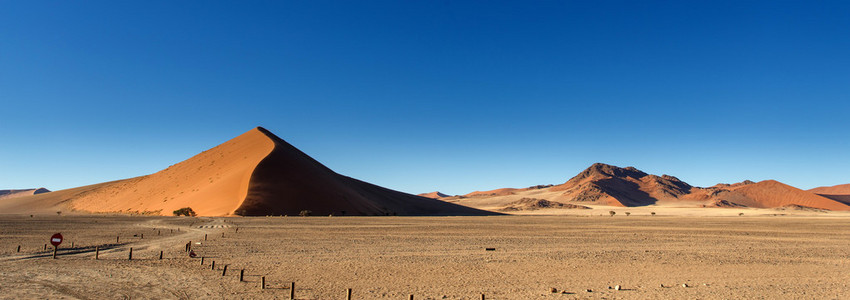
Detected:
[
  {"left": 625, "top": 212, "right": 631, "bottom": 216},
  {"left": 609, "top": 211, "right": 616, "bottom": 217},
  {"left": 56, "top": 211, "right": 62, "bottom": 216},
  {"left": 738, "top": 212, "right": 744, "bottom": 216},
  {"left": 651, "top": 212, "right": 656, "bottom": 216},
  {"left": 299, "top": 210, "right": 312, "bottom": 217},
  {"left": 173, "top": 207, "right": 197, "bottom": 217}
]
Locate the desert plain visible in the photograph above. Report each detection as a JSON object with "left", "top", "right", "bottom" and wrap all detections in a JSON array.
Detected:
[{"left": 2, "top": 211, "right": 849, "bottom": 299}]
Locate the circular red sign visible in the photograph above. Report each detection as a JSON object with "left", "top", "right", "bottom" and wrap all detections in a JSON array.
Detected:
[{"left": 50, "top": 233, "right": 63, "bottom": 247}]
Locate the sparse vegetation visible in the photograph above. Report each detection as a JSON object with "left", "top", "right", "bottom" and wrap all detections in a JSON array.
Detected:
[
  {"left": 738, "top": 212, "right": 744, "bottom": 216},
  {"left": 609, "top": 211, "right": 616, "bottom": 217},
  {"left": 299, "top": 210, "right": 312, "bottom": 217},
  {"left": 651, "top": 212, "right": 656, "bottom": 216},
  {"left": 56, "top": 211, "right": 62, "bottom": 216},
  {"left": 173, "top": 207, "right": 197, "bottom": 217},
  {"left": 625, "top": 212, "right": 631, "bottom": 216}
]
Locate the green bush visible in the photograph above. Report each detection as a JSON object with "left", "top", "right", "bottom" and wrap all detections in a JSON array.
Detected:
[{"left": 173, "top": 207, "right": 197, "bottom": 217}]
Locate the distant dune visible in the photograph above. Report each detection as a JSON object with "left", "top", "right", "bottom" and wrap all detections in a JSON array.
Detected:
[
  {"left": 464, "top": 188, "right": 518, "bottom": 197},
  {"left": 808, "top": 183, "right": 850, "bottom": 205},
  {"left": 0, "top": 188, "right": 50, "bottom": 200},
  {"left": 809, "top": 183, "right": 850, "bottom": 194},
  {"left": 2, "top": 127, "right": 496, "bottom": 216},
  {"left": 418, "top": 191, "right": 450, "bottom": 199},
  {"left": 447, "top": 163, "right": 850, "bottom": 212}
]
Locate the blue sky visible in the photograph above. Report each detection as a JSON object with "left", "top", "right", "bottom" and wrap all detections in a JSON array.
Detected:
[{"left": 1, "top": 1, "right": 848, "bottom": 195}]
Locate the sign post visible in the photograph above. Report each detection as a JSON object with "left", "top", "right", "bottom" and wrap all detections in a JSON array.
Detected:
[{"left": 50, "top": 233, "right": 63, "bottom": 259}]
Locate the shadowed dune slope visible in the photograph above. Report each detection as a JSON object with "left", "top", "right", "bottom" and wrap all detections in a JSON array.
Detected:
[
  {"left": 4, "top": 127, "right": 494, "bottom": 216},
  {"left": 236, "top": 128, "right": 493, "bottom": 216}
]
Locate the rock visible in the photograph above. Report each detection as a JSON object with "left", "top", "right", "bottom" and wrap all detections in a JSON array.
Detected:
[
  {"left": 585, "top": 289, "right": 592, "bottom": 292},
  {"left": 615, "top": 285, "right": 621, "bottom": 290},
  {"left": 550, "top": 287, "right": 558, "bottom": 293},
  {"left": 682, "top": 283, "right": 689, "bottom": 288}
]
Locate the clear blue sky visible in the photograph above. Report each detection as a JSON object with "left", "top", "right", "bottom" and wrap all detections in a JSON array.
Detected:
[{"left": 1, "top": 1, "right": 848, "bottom": 195}]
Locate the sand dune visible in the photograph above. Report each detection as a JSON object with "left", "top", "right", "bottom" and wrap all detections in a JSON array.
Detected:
[
  {"left": 447, "top": 163, "right": 850, "bottom": 212},
  {"left": 464, "top": 188, "right": 518, "bottom": 197},
  {"left": 417, "top": 191, "right": 450, "bottom": 199},
  {"left": 3, "top": 127, "right": 494, "bottom": 216},
  {"left": 809, "top": 183, "right": 850, "bottom": 194},
  {"left": 718, "top": 180, "right": 850, "bottom": 210},
  {"left": 0, "top": 188, "right": 49, "bottom": 200},
  {"left": 808, "top": 183, "right": 850, "bottom": 204}
]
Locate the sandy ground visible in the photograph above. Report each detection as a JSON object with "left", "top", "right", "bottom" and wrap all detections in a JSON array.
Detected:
[{"left": 2, "top": 213, "right": 849, "bottom": 299}]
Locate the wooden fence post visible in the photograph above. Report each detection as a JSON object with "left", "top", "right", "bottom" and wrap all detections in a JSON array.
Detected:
[
  {"left": 17, "top": 245, "right": 21, "bottom": 252},
  {"left": 117, "top": 236, "right": 120, "bottom": 243},
  {"left": 261, "top": 276, "right": 265, "bottom": 289},
  {"left": 240, "top": 269, "right": 244, "bottom": 282},
  {"left": 290, "top": 282, "right": 295, "bottom": 299},
  {"left": 129, "top": 248, "right": 133, "bottom": 260},
  {"left": 95, "top": 246, "right": 99, "bottom": 260},
  {"left": 52, "top": 246, "right": 57, "bottom": 259},
  {"left": 211, "top": 260, "right": 215, "bottom": 270},
  {"left": 347, "top": 288, "right": 352, "bottom": 300},
  {"left": 159, "top": 250, "right": 163, "bottom": 260},
  {"left": 204, "top": 234, "right": 207, "bottom": 241},
  {"left": 201, "top": 256, "right": 205, "bottom": 265},
  {"left": 222, "top": 265, "right": 228, "bottom": 276}
]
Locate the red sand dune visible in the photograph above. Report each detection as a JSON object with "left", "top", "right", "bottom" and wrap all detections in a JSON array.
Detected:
[
  {"left": 494, "top": 163, "right": 850, "bottom": 211},
  {"left": 808, "top": 183, "right": 850, "bottom": 194},
  {"left": 807, "top": 183, "right": 850, "bottom": 205},
  {"left": 2, "top": 127, "right": 495, "bottom": 216},
  {"left": 716, "top": 180, "right": 849, "bottom": 210},
  {"left": 418, "top": 191, "right": 450, "bottom": 199}
]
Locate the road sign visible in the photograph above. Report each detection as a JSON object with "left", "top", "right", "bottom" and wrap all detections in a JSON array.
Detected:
[{"left": 50, "top": 233, "right": 63, "bottom": 247}]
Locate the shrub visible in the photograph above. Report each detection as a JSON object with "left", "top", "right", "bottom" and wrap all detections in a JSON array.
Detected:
[
  {"left": 651, "top": 212, "right": 656, "bottom": 216},
  {"left": 625, "top": 212, "right": 631, "bottom": 216},
  {"left": 609, "top": 211, "right": 616, "bottom": 217},
  {"left": 299, "top": 210, "right": 312, "bottom": 217},
  {"left": 173, "top": 207, "right": 197, "bottom": 217}
]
